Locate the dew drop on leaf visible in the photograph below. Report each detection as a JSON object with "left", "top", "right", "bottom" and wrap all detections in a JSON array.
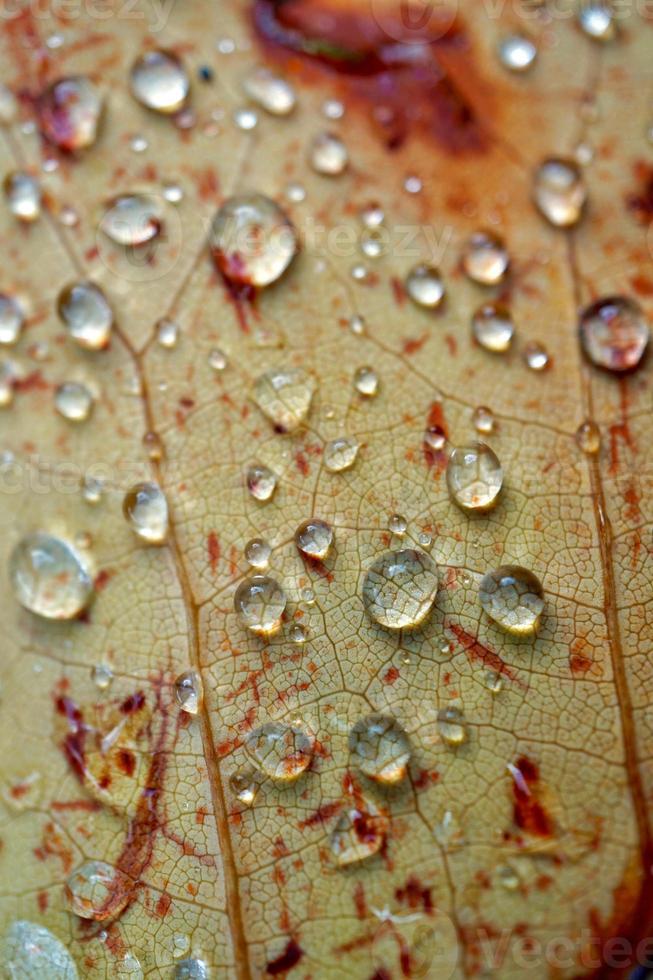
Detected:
[
  {"left": 9, "top": 532, "right": 94, "bottom": 620},
  {"left": 424, "top": 425, "right": 446, "bottom": 452},
  {"left": 348, "top": 713, "right": 411, "bottom": 784},
  {"left": 462, "top": 230, "right": 509, "bottom": 285},
  {"left": 234, "top": 575, "right": 286, "bottom": 635},
  {"left": 130, "top": 49, "right": 190, "bottom": 114},
  {"left": 472, "top": 302, "right": 515, "bottom": 353},
  {"left": 576, "top": 419, "right": 601, "bottom": 454},
  {"left": 252, "top": 366, "right": 314, "bottom": 432},
  {"left": 290, "top": 623, "right": 307, "bottom": 644},
  {"left": 175, "top": 959, "right": 210, "bottom": 980},
  {"left": 82, "top": 475, "right": 104, "bottom": 505},
  {"left": 174, "top": 670, "right": 203, "bottom": 715},
  {"left": 100, "top": 193, "right": 163, "bottom": 246},
  {"left": 57, "top": 281, "right": 113, "bottom": 350},
  {"left": 359, "top": 227, "right": 386, "bottom": 259},
  {"left": 446, "top": 443, "right": 503, "bottom": 512},
  {"left": 233, "top": 107, "right": 258, "bottom": 131},
  {"left": 0, "top": 84, "right": 17, "bottom": 124},
  {"left": 484, "top": 669, "right": 503, "bottom": 694},
  {"left": 330, "top": 796, "right": 389, "bottom": 866},
  {"left": 578, "top": 1, "right": 616, "bottom": 40},
  {"left": 208, "top": 348, "right": 228, "bottom": 372},
  {"left": 472, "top": 405, "right": 495, "bottom": 434},
  {"left": 498, "top": 34, "right": 537, "bottom": 72},
  {"left": 156, "top": 317, "right": 179, "bottom": 348},
  {"left": 246, "top": 463, "right": 277, "bottom": 502},
  {"left": 0, "top": 359, "right": 17, "bottom": 407},
  {"left": 163, "top": 181, "right": 184, "bottom": 203},
  {"left": 38, "top": 76, "right": 103, "bottom": 151},
  {"left": 523, "top": 341, "right": 549, "bottom": 371},
  {"left": 322, "top": 97, "right": 345, "bottom": 120},
  {"left": 64, "top": 860, "right": 131, "bottom": 921},
  {"left": 92, "top": 663, "right": 113, "bottom": 690},
  {"left": 229, "top": 768, "right": 260, "bottom": 806},
  {"left": 309, "top": 132, "right": 349, "bottom": 175},
  {"left": 0, "top": 294, "right": 24, "bottom": 345},
  {"left": 360, "top": 203, "right": 384, "bottom": 228},
  {"left": 122, "top": 481, "right": 169, "bottom": 544},
  {"left": 324, "top": 437, "right": 359, "bottom": 473},
  {"left": 245, "top": 721, "right": 314, "bottom": 782},
  {"left": 1, "top": 921, "right": 79, "bottom": 979},
  {"left": 533, "top": 158, "right": 586, "bottom": 227},
  {"left": 295, "top": 518, "right": 334, "bottom": 560},
  {"left": 362, "top": 548, "right": 438, "bottom": 630},
  {"left": 54, "top": 382, "right": 94, "bottom": 422},
  {"left": 353, "top": 365, "right": 379, "bottom": 397},
  {"left": 497, "top": 863, "right": 521, "bottom": 890},
  {"left": 285, "top": 182, "right": 306, "bottom": 203},
  {"left": 210, "top": 193, "right": 299, "bottom": 288},
  {"left": 437, "top": 703, "right": 468, "bottom": 746},
  {"left": 387, "top": 514, "right": 407, "bottom": 536},
  {"left": 405, "top": 263, "right": 445, "bottom": 309},
  {"left": 4, "top": 171, "right": 41, "bottom": 222},
  {"left": 244, "top": 537, "right": 271, "bottom": 569},
  {"left": 479, "top": 564, "right": 545, "bottom": 635},
  {"left": 242, "top": 66, "right": 296, "bottom": 116},
  {"left": 348, "top": 313, "right": 366, "bottom": 335},
  {"left": 579, "top": 295, "right": 649, "bottom": 372}
]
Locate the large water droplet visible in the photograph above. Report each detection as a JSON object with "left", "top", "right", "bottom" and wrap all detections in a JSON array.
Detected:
[
  {"left": 309, "top": 132, "right": 349, "bottom": 175},
  {"left": 210, "top": 193, "right": 299, "bottom": 288},
  {"left": 9, "top": 532, "right": 93, "bottom": 620},
  {"left": 175, "top": 670, "right": 203, "bottom": 715},
  {"left": 362, "top": 548, "right": 438, "bottom": 630},
  {"left": 38, "top": 76, "right": 103, "bottom": 151},
  {"left": 472, "top": 302, "right": 514, "bottom": 353},
  {"left": 349, "top": 713, "right": 411, "bottom": 784},
  {"left": 405, "top": 263, "right": 445, "bottom": 309},
  {"left": 330, "top": 796, "right": 389, "bottom": 866},
  {"left": 245, "top": 537, "right": 271, "bottom": 569},
  {"left": 479, "top": 565, "right": 544, "bottom": 635},
  {"left": 533, "top": 158, "right": 586, "bottom": 227},
  {"left": 446, "top": 443, "right": 503, "bottom": 512},
  {"left": 576, "top": 419, "right": 601, "bottom": 454},
  {"left": 245, "top": 721, "right": 313, "bottom": 782},
  {"left": 234, "top": 575, "right": 286, "bottom": 635},
  {"left": 54, "top": 381, "right": 94, "bottom": 422},
  {"left": 578, "top": 1, "right": 616, "bottom": 40},
  {"left": 246, "top": 463, "right": 277, "bottom": 502},
  {"left": 242, "top": 66, "right": 296, "bottom": 115},
  {"left": 579, "top": 295, "right": 649, "bottom": 372},
  {"left": 123, "top": 482, "right": 168, "bottom": 544},
  {"left": 353, "top": 365, "right": 379, "bottom": 397},
  {"left": 4, "top": 171, "right": 41, "bottom": 222},
  {"left": 100, "top": 193, "right": 163, "bottom": 246},
  {"left": 252, "top": 366, "right": 314, "bottom": 432},
  {"left": 58, "top": 281, "right": 113, "bottom": 350},
  {"left": 1, "top": 921, "right": 79, "bottom": 978},
  {"left": 498, "top": 34, "right": 537, "bottom": 72},
  {"left": 295, "top": 518, "right": 334, "bottom": 560},
  {"left": 130, "top": 49, "right": 190, "bottom": 114},
  {"left": 324, "top": 436, "right": 359, "bottom": 473},
  {"left": 462, "top": 231, "right": 509, "bottom": 285},
  {"left": 64, "top": 860, "right": 131, "bottom": 921},
  {"left": 0, "top": 294, "right": 24, "bottom": 344},
  {"left": 175, "top": 959, "right": 210, "bottom": 980},
  {"left": 437, "top": 703, "right": 468, "bottom": 746}
]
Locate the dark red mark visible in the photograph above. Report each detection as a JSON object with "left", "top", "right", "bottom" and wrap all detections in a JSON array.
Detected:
[
  {"left": 298, "top": 801, "right": 341, "bottom": 828},
  {"left": 217, "top": 268, "right": 257, "bottom": 333},
  {"left": 15, "top": 370, "right": 48, "bottom": 393},
  {"left": 117, "top": 749, "right": 136, "bottom": 778},
  {"left": 55, "top": 696, "right": 87, "bottom": 782},
  {"left": 509, "top": 756, "right": 553, "bottom": 838},
  {"left": 383, "top": 666, "right": 400, "bottom": 685},
  {"left": 37, "top": 891, "right": 48, "bottom": 913},
  {"left": 608, "top": 381, "right": 635, "bottom": 476},
  {"left": 94, "top": 569, "right": 114, "bottom": 592},
  {"left": 395, "top": 876, "right": 433, "bottom": 913},
  {"left": 423, "top": 401, "right": 448, "bottom": 472},
  {"left": 448, "top": 622, "right": 525, "bottom": 689},
  {"left": 369, "top": 971, "right": 391, "bottom": 980},
  {"left": 266, "top": 938, "right": 304, "bottom": 975},
  {"left": 121, "top": 691, "right": 145, "bottom": 715},
  {"left": 207, "top": 531, "right": 220, "bottom": 573},
  {"left": 295, "top": 451, "right": 309, "bottom": 476},
  {"left": 36, "top": 80, "right": 86, "bottom": 153},
  {"left": 626, "top": 161, "right": 653, "bottom": 224},
  {"left": 353, "top": 882, "right": 367, "bottom": 919},
  {"left": 402, "top": 334, "right": 428, "bottom": 356}
]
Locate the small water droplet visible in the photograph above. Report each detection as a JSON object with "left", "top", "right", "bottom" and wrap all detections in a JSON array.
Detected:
[
  {"left": 64, "top": 860, "right": 131, "bottom": 921},
  {"left": 0, "top": 359, "right": 17, "bottom": 407},
  {"left": 58, "top": 281, "right": 113, "bottom": 350},
  {"left": 418, "top": 532, "right": 433, "bottom": 549},
  {"left": 174, "top": 670, "right": 203, "bottom": 715},
  {"left": 82, "top": 475, "right": 104, "bottom": 505},
  {"left": 434, "top": 809, "right": 465, "bottom": 850},
  {"left": 38, "top": 76, "right": 103, "bottom": 151},
  {"left": 533, "top": 158, "right": 586, "bottom": 227},
  {"left": 229, "top": 768, "right": 259, "bottom": 806},
  {"left": 2, "top": 921, "right": 79, "bottom": 978},
  {"left": 252, "top": 366, "right": 314, "bottom": 432},
  {"left": 234, "top": 575, "right": 286, "bottom": 635},
  {"left": 245, "top": 720, "right": 313, "bottom": 781},
  {"left": 129, "top": 133, "right": 148, "bottom": 153},
  {"left": 54, "top": 381, "right": 94, "bottom": 422},
  {"left": 479, "top": 565, "right": 544, "bottom": 635},
  {"left": 233, "top": 106, "right": 258, "bottom": 131},
  {"left": 437, "top": 703, "right": 468, "bottom": 746},
  {"left": 497, "top": 863, "right": 521, "bottom": 891},
  {"left": 92, "top": 664, "right": 113, "bottom": 690},
  {"left": 4, "top": 171, "right": 41, "bottom": 221},
  {"left": 360, "top": 203, "right": 384, "bottom": 228},
  {"left": 290, "top": 622, "right": 307, "bottom": 644},
  {"left": 211, "top": 193, "right": 299, "bottom": 287},
  {"left": 130, "top": 49, "right": 190, "bottom": 114},
  {"left": 362, "top": 548, "right": 438, "bottom": 630},
  {"left": 387, "top": 514, "right": 407, "bottom": 536},
  {"left": 574, "top": 141, "right": 594, "bottom": 166},
  {"left": 243, "top": 538, "right": 270, "bottom": 570},
  {"left": 404, "top": 174, "right": 422, "bottom": 194},
  {"left": 578, "top": 1, "right": 616, "bottom": 40},
  {"left": 163, "top": 181, "right": 184, "bottom": 203},
  {"left": 123, "top": 482, "right": 168, "bottom": 544},
  {"left": 10, "top": 532, "right": 93, "bottom": 620},
  {"left": 0, "top": 294, "right": 24, "bottom": 345},
  {"left": 322, "top": 98, "right": 345, "bottom": 120},
  {"left": 360, "top": 227, "right": 386, "bottom": 259},
  {"left": 143, "top": 430, "right": 164, "bottom": 461},
  {"left": 349, "top": 313, "right": 366, "bottom": 335},
  {"left": 575, "top": 419, "right": 601, "bottom": 454},
  {"left": 353, "top": 365, "right": 379, "bottom": 397},
  {"left": 446, "top": 442, "right": 503, "bottom": 512},
  {"left": 405, "top": 263, "right": 445, "bottom": 309},
  {"left": 579, "top": 295, "right": 649, "bottom": 372},
  {"left": 498, "top": 34, "right": 537, "bottom": 72},
  {"left": 59, "top": 204, "right": 79, "bottom": 227},
  {"left": 424, "top": 425, "right": 446, "bottom": 452},
  {"left": 472, "top": 302, "right": 514, "bottom": 353},
  {"left": 324, "top": 437, "right": 359, "bottom": 472},
  {"left": 309, "top": 132, "right": 349, "bottom": 175},
  {"left": 100, "top": 193, "right": 163, "bottom": 246},
  {"left": 350, "top": 263, "right": 369, "bottom": 282},
  {"left": 462, "top": 230, "right": 509, "bottom": 285},
  {"left": 208, "top": 347, "right": 228, "bottom": 372},
  {"left": 472, "top": 405, "right": 495, "bottom": 434},
  {"left": 295, "top": 518, "right": 334, "bottom": 560},
  {"left": 175, "top": 958, "right": 210, "bottom": 980},
  {"left": 330, "top": 796, "right": 388, "bottom": 866},
  {"left": 156, "top": 317, "right": 179, "bottom": 348},
  {"left": 0, "top": 84, "right": 17, "bottom": 124},
  {"left": 242, "top": 66, "right": 296, "bottom": 115},
  {"left": 349, "top": 713, "right": 411, "bottom": 784},
  {"left": 484, "top": 669, "right": 503, "bottom": 694},
  {"left": 246, "top": 463, "right": 277, "bottom": 502},
  {"left": 285, "top": 182, "right": 306, "bottom": 203},
  {"left": 523, "top": 340, "right": 549, "bottom": 371}
]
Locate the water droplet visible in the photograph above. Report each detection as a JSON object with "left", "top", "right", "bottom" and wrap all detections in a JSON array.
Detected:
[
  {"left": 156, "top": 317, "right": 179, "bottom": 348},
  {"left": 252, "top": 366, "right": 314, "bottom": 432},
  {"left": 0, "top": 294, "right": 24, "bottom": 344},
  {"left": 64, "top": 860, "right": 131, "bottom": 921},
  {"left": 0, "top": 359, "right": 17, "bottom": 407},
  {"left": 472, "top": 405, "right": 495, "bottom": 434},
  {"left": 578, "top": 1, "right": 616, "bottom": 40},
  {"left": 350, "top": 263, "right": 369, "bottom": 283},
  {"left": 462, "top": 231, "right": 509, "bottom": 285},
  {"left": 174, "top": 670, "right": 203, "bottom": 715},
  {"left": 290, "top": 622, "right": 307, "bottom": 644},
  {"left": 208, "top": 347, "right": 228, "bottom": 372},
  {"left": 1, "top": 921, "right": 79, "bottom": 978},
  {"left": 0, "top": 84, "right": 17, "bottom": 124},
  {"left": 324, "top": 437, "right": 359, "bottom": 473},
  {"left": 353, "top": 365, "right": 379, "bottom": 397},
  {"left": 245, "top": 721, "right": 313, "bottom": 781},
  {"left": 123, "top": 481, "right": 168, "bottom": 544},
  {"left": 472, "top": 302, "right": 515, "bottom": 353},
  {"left": 579, "top": 295, "right": 649, "bottom": 372},
  {"left": 116, "top": 952, "right": 143, "bottom": 978},
  {"left": 229, "top": 768, "right": 259, "bottom": 806},
  {"left": 309, "top": 131, "right": 349, "bottom": 175},
  {"left": 92, "top": 664, "right": 113, "bottom": 690},
  {"left": 130, "top": 49, "right": 190, "bottom": 114},
  {"left": 82, "top": 475, "right": 104, "bottom": 505},
  {"left": 360, "top": 203, "right": 384, "bottom": 228},
  {"left": 100, "top": 193, "right": 163, "bottom": 246},
  {"left": 405, "top": 263, "right": 445, "bottom": 309},
  {"left": 163, "top": 181, "right": 184, "bottom": 203},
  {"left": 419, "top": 532, "right": 433, "bottom": 549},
  {"left": 498, "top": 34, "right": 537, "bottom": 72},
  {"left": 576, "top": 419, "right": 601, "bottom": 454},
  {"left": 533, "top": 158, "right": 586, "bottom": 227},
  {"left": 9, "top": 532, "right": 93, "bottom": 620},
  {"left": 246, "top": 463, "right": 277, "bottom": 502},
  {"left": 210, "top": 193, "right": 299, "bottom": 287},
  {"left": 360, "top": 227, "right": 386, "bottom": 259},
  {"left": 497, "top": 863, "right": 521, "bottom": 890},
  {"left": 242, "top": 66, "right": 296, "bottom": 115},
  {"left": 434, "top": 809, "right": 465, "bottom": 850},
  {"left": 4, "top": 171, "right": 41, "bottom": 221},
  {"left": 387, "top": 514, "right": 407, "bottom": 536},
  {"left": 285, "top": 182, "right": 306, "bottom": 203},
  {"left": 129, "top": 133, "right": 148, "bottom": 153},
  {"left": 59, "top": 204, "right": 79, "bottom": 227},
  {"left": 245, "top": 538, "right": 271, "bottom": 569},
  {"left": 479, "top": 565, "right": 544, "bottom": 635},
  {"left": 362, "top": 549, "right": 438, "bottom": 631},
  {"left": 574, "top": 140, "right": 594, "bottom": 166},
  {"left": 38, "top": 76, "right": 103, "bottom": 151},
  {"left": 523, "top": 340, "right": 549, "bottom": 371},
  {"left": 234, "top": 575, "right": 286, "bottom": 635},
  {"left": 437, "top": 703, "right": 468, "bottom": 746},
  {"left": 54, "top": 381, "right": 94, "bottom": 422},
  {"left": 295, "top": 518, "right": 333, "bottom": 560},
  {"left": 349, "top": 313, "right": 366, "bottom": 335},
  {"left": 446, "top": 443, "right": 503, "bottom": 512},
  {"left": 484, "top": 669, "right": 503, "bottom": 694},
  {"left": 322, "top": 98, "right": 345, "bottom": 120},
  {"left": 330, "top": 796, "right": 388, "bottom": 866},
  {"left": 57, "top": 281, "right": 113, "bottom": 350},
  {"left": 424, "top": 425, "right": 446, "bottom": 452},
  {"left": 404, "top": 174, "right": 422, "bottom": 194},
  {"left": 233, "top": 106, "right": 258, "bottom": 131},
  {"left": 349, "top": 713, "right": 411, "bottom": 784},
  {"left": 175, "top": 959, "right": 210, "bottom": 980}
]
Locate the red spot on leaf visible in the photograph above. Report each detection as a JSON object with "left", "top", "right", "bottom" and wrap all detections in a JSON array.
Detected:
[
  {"left": 448, "top": 622, "right": 526, "bottom": 689},
  {"left": 207, "top": 531, "right": 221, "bottom": 573},
  {"left": 266, "top": 938, "right": 304, "bottom": 975},
  {"left": 509, "top": 756, "right": 553, "bottom": 838}
]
